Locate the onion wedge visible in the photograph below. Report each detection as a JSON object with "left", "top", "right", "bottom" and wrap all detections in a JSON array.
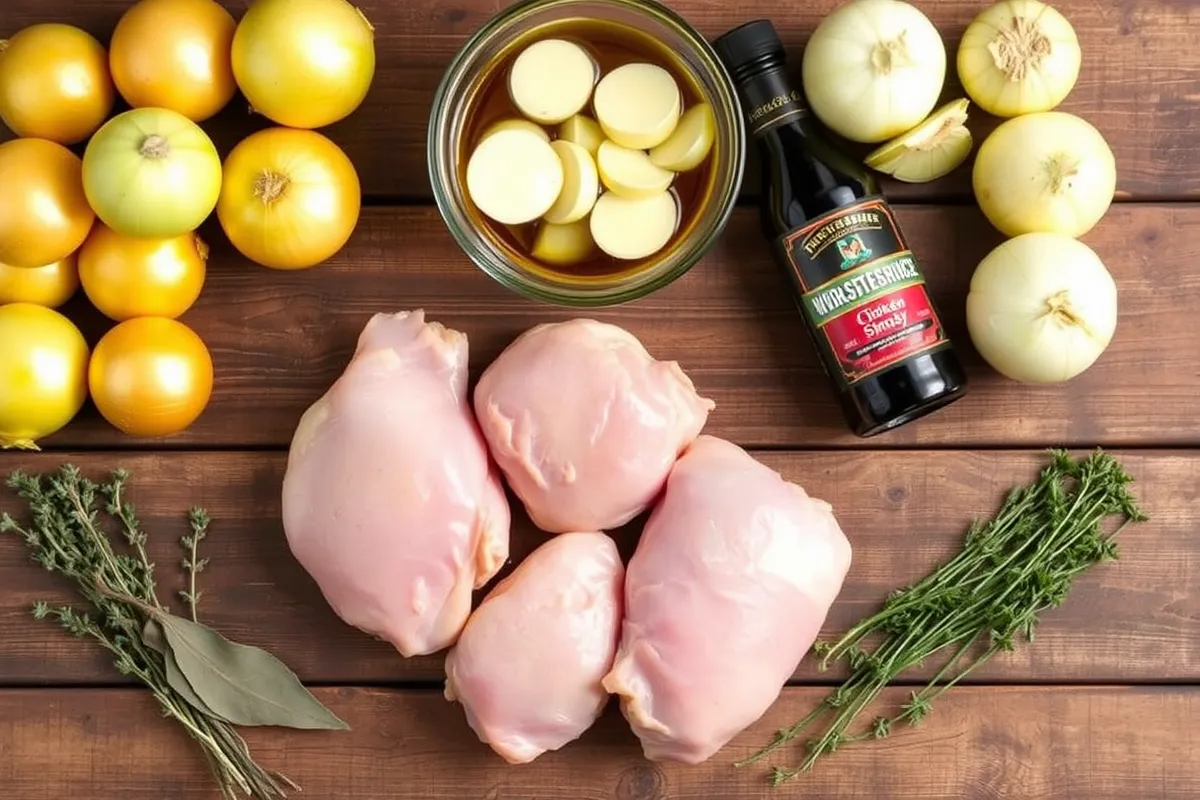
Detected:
[{"left": 864, "top": 98, "right": 973, "bottom": 184}]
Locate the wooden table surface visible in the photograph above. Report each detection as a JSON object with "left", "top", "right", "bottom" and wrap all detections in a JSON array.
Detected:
[{"left": 2, "top": 0, "right": 1199, "bottom": 798}]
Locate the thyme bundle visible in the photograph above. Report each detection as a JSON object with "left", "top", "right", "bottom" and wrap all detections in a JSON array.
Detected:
[
  {"left": 0, "top": 465, "right": 348, "bottom": 799},
  {"left": 740, "top": 449, "right": 1147, "bottom": 785}
]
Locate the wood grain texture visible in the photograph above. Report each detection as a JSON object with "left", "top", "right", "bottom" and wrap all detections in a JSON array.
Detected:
[
  {"left": 1, "top": 685, "right": 1197, "bottom": 799},
  {"left": 32, "top": 203, "right": 1200, "bottom": 451},
  {"left": 2, "top": 0, "right": 1198, "bottom": 201},
  {"left": 1, "top": 450, "right": 1193, "bottom": 686}
]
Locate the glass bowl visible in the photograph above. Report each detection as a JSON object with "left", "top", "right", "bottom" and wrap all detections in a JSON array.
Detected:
[{"left": 427, "top": 0, "right": 746, "bottom": 307}]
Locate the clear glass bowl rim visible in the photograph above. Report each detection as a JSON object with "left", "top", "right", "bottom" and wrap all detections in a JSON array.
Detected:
[{"left": 426, "top": 0, "right": 747, "bottom": 307}]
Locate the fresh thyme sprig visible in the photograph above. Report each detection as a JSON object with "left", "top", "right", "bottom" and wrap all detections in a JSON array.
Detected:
[
  {"left": 0, "top": 466, "right": 307, "bottom": 799},
  {"left": 738, "top": 449, "right": 1147, "bottom": 785},
  {"left": 181, "top": 508, "right": 211, "bottom": 622}
]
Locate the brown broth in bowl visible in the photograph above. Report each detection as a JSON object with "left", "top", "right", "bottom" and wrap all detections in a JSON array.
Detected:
[{"left": 456, "top": 17, "right": 721, "bottom": 282}]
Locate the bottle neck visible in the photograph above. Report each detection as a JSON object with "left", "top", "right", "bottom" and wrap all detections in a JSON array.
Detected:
[{"left": 731, "top": 59, "right": 809, "bottom": 139}]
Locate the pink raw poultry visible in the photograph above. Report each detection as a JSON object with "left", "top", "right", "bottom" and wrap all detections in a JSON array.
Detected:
[
  {"left": 281, "top": 310, "right": 511, "bottom": 657},
  {"left": 445, "top": 531, "right": 624, "bottom": 764},
  {"left": 473, "top": 319, "right": 715, "bottom": 534},
  {"left": 603, "top": 435, "right": 852, "bottom": 764}
]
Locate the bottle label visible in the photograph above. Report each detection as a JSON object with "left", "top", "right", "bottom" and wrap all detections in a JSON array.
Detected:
[
  {"left": 740, "top": 67, "right": 808, "bottom": 137},
  {"left": 773, "top": 197, "right": 950, "bottom": 387}
]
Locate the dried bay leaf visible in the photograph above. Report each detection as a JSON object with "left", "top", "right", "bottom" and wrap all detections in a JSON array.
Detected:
[
  {"left": 142, "top": 618, "right": 227, "bottom": 722},
  {"left": 156, "top": 611, "right": 349, "bottom": 731}
]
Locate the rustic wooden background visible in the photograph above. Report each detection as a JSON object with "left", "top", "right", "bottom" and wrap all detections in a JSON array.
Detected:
[{"left": 2, "top": 0, "right": 1198, "bottom": 798}]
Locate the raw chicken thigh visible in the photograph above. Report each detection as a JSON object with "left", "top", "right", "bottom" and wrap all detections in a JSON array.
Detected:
[
  {"left": 473, "top": 319, "right": 714, "bottom": 533},
  {"left": 603, "top": 435, "right": 852, "bottom": 764},
  {"left": 445, "top": 531, "right": 624, "bottom": 764},
  {"left": 281, "top": 310, "right": 511, "bottom": 657}
]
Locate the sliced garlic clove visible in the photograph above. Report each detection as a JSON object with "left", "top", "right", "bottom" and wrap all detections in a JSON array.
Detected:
[
  {"left": 864, "top": 98, "right": 974, "bottom": 184},
  {"left": 532, "top": 218, "right": 595, "bottom": 266},
  {"left": 597, "top": 140, "right": 674, "bottom": 199},
  {"left": 649, "top": 103, "right": 716, "bottom": 172},
  {"left": 543, "top": 140, "right": 600, "bottom": 225},
  {"left": 593, "top": 62, "right": 682, "bottom": 150},
  {"left": 481, "top": 117, "right": 551, "bottom": 143},
  {"left": 466, "top": 128, "right": 564, "bottom": 225},
  {"left": 557, "top": 114, "right": 605, "bottom": 156},
  {"left": 507, "top": 39, "right": 598, "bottom": 125},
  {"left": 589, "top": 190, "right": 678, "bottom": 260}
]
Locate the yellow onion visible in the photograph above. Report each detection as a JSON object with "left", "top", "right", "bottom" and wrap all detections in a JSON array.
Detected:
[
  {"left": 82, "top": 107, "right": 223, "bottom": 238},
  {"left": 0, "top": 303, "right": 91, "bottom": 449},
  {"left": 0, "top": 253, "right": 80, "bottom": 308},
  {"left": 231, "top": 0, "right": 375, "bottom": 129},
  {"left": 0, "top": 23, "right": 115, "bottom": 144}
]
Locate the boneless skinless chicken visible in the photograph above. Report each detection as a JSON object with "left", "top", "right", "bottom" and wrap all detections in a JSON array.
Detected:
[
  {"left": 279, "top": 313, "right": 850, "bottom": 766},
  {"left": 473, "top": 319, "right": 715, "bottom": 534},
  {"left": 603, "top": 435, "right": 853, "bottom": 764},
  {"left": 444, "top": 531, "right": 624, "bottom": 764},
  {"left": 280, "top": 310, "right": 511, "bottom": 657}
]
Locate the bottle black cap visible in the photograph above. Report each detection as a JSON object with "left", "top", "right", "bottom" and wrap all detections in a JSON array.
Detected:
[{"left": 712, "top": 19, "right": 786, "bottom": 75}]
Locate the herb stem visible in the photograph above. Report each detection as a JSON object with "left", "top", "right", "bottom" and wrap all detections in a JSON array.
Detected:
[
  {"left": 187, "top": 534, "right": 200, "bottom": 622},
  {"left": 747, "top": 450, "right": 1146, "bottom": 785},
  {"left": 3, "top": 466, "right": 306, "bottom": 799}
]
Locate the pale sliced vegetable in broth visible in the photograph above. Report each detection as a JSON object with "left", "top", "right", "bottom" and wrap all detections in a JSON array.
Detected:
[
  {"left": 482, "top": 117, "right": 550, "bottom": 143},
  {"left": 594, "top": 62, "right": 681, "bottom": 150},
  {"left": 597, "top": 140, "right": 674, "bottom": 199},
  {"left": 590, "top": 191, "right": 678, "bottom": 260},
  {"left": 649, "top": 102, "right": 716, "bottom": 172},
  {"left": 532, "top": 218, "right": 596, "bottom": 266},
  {"left": 466, "top": 128, "right": 564, "bottom": 225},
  {"left": 508, "top": 38, "right": 597, "bottom": 125},
  {"left": 558, "top": 114, "right": 605, "bottom": 156},
  {"left": 544, "top": 140, "right": 600, "bottom": 225}
]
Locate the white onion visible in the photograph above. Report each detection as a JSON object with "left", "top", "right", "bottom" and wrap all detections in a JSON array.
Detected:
[
  {"left": 966, "top": 233, "right": 1118, "bottom": 384},
  {"left": 801, "top": 0, "right": 947, "bottom": 144},
  {"left": 957, "top": 0, "right": 1082, "bottom": 119}
]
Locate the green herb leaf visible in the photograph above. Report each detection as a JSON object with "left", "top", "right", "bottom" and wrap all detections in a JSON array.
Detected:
[
  {"left": 5, "top": 465, "right": 302, "bottom": 798},
  {"left": 743, "top": 450, "right": 1148, "bottom": 785},
  {"left": 142, "top": 618, "right": 227, "bottom": 722},
  {"left": 157, "top": 611, "right": 349, "bottom": 731}
]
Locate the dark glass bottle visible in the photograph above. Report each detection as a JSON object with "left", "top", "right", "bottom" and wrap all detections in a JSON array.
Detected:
[{"left": 713, "top": 20, "right": 968, "bottom": 437}]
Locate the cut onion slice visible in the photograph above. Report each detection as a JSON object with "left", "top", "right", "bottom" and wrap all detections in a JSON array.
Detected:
[
  {"left": 649, "top": 103, "right": 716, "bottom": 172},
  {"left": 508, "top": 39, "right": 597, "bottom": 125},
  {"left": 590, "top": 191, "right": 678, "bottom": 260},
  {"left": 593, "top": 62, "right": 681, "bottom": 150},
  {"left": 466, "top": 128, "right": 564, "bottom": 225},
  {"left": 558, "top": 114, "right": 605, "bottom": 156},
  {"left": 544, "top": 140, "right": 599, "bottom": 225},
  {"left": 864, "top": 99, "right": 973, "bottom": 184},
  {"left": 532, "top": 218, "right": 595, "bottom": 266},
  {"left": 481, "top": 117, "right": 550, "bottom": 143},
  {"left": 597, "top": 140, "right": 673, "bottom": 199}
]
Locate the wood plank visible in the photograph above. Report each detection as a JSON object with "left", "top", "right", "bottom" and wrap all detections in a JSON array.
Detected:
[
  {"left": 1, "top": 686, "right": 1196, "bottom": 798},
  {"left": 32, "top": 203, "right": 1200, "bottom": 451},
  {"left": 1, "top": 450, "right": 1193, "bottom": 686},
  {"left": 3, "top": 0, "right": 1197, "bottom": 201}
]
